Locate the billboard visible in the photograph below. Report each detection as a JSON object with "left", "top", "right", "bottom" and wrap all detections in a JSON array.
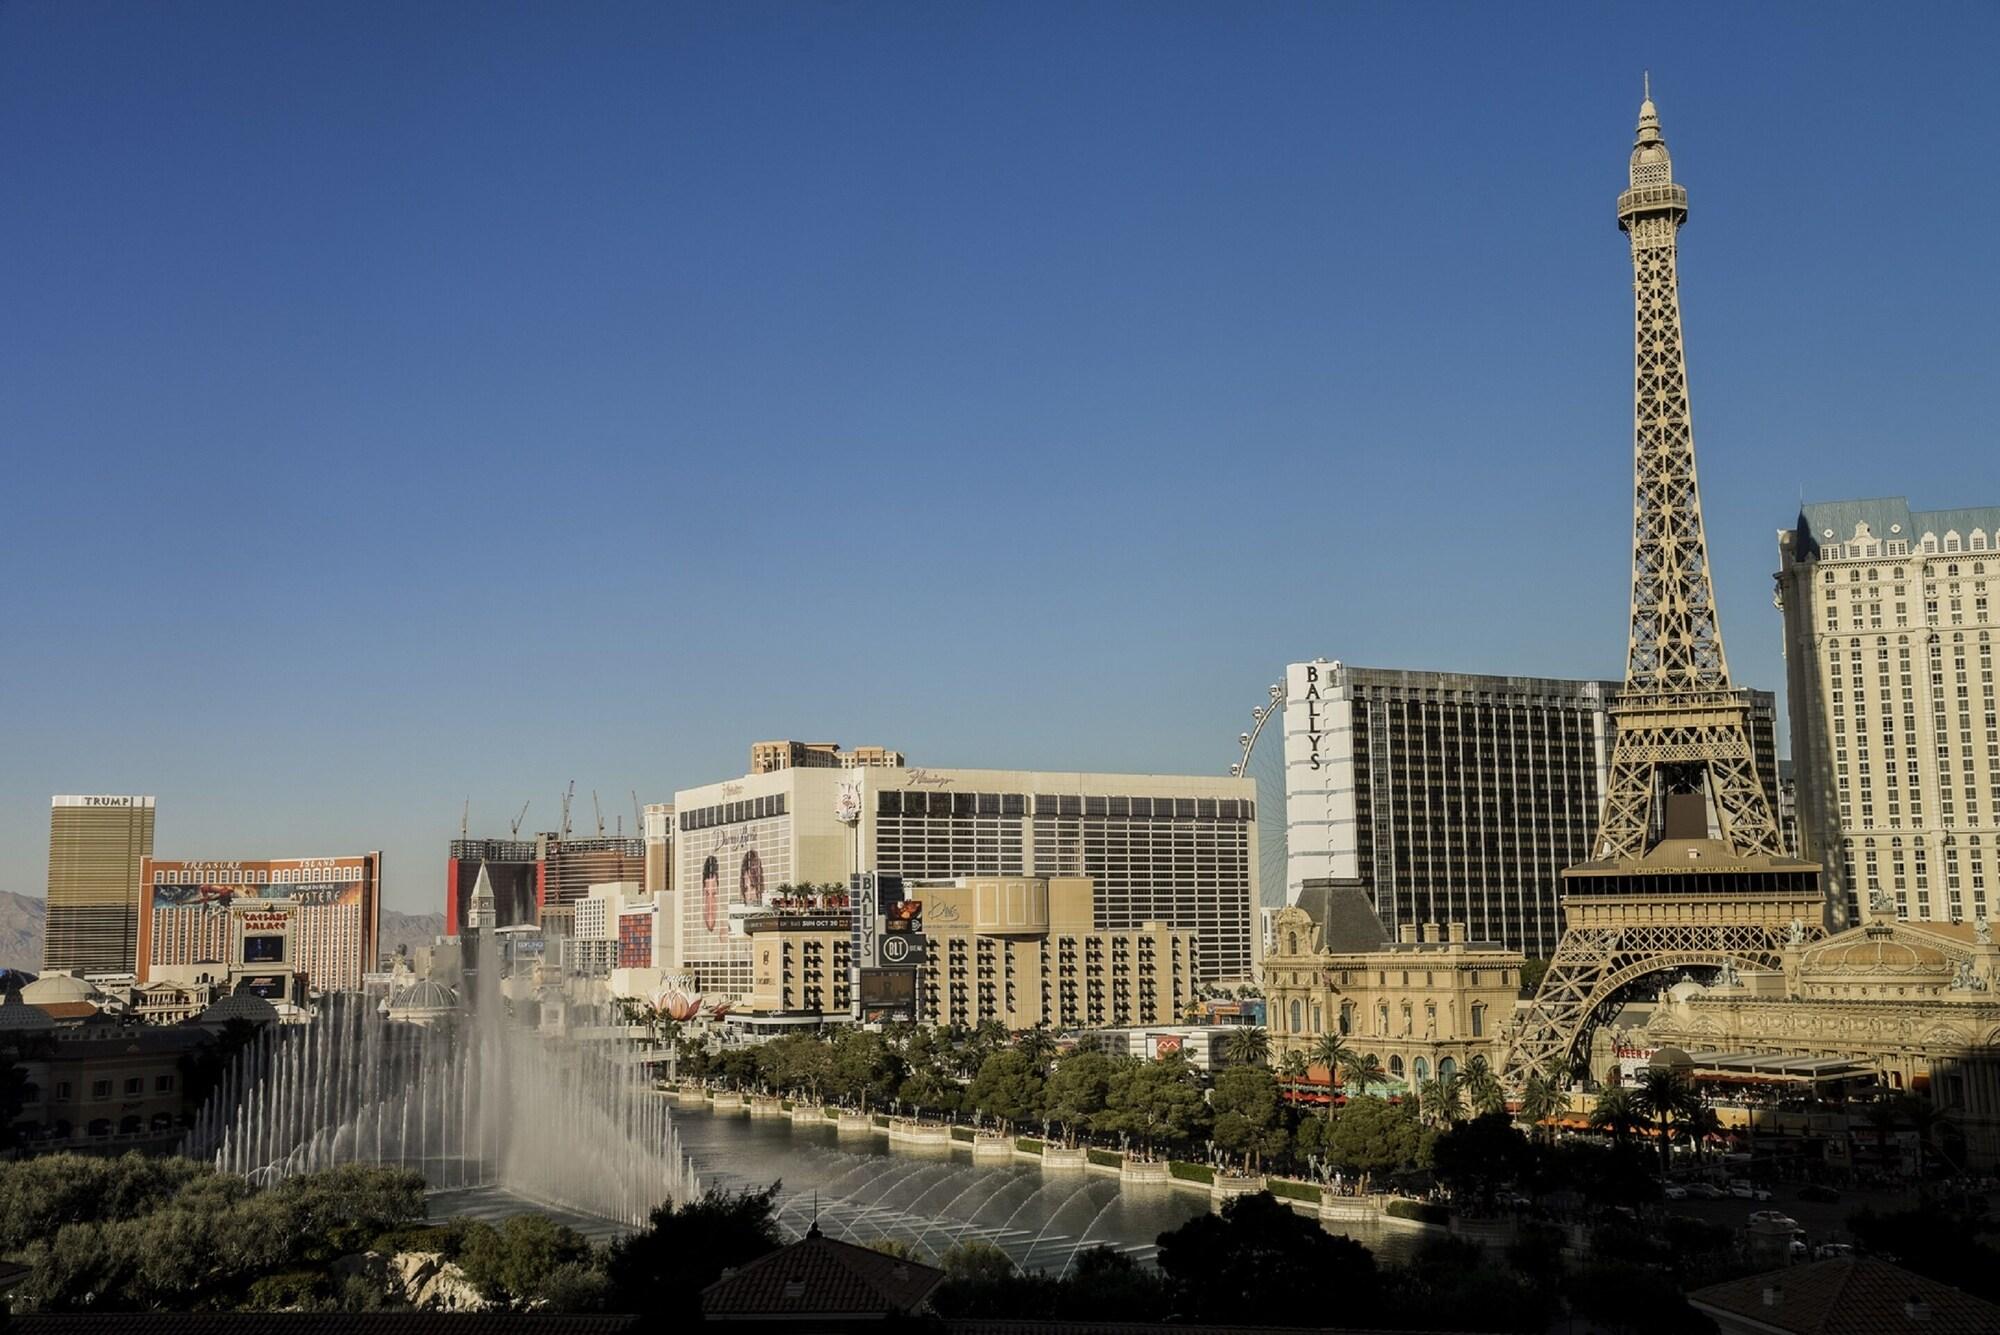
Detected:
[
  {"left": 857, "top": 967, "right": 917, "bottom": 1024},
  {"left": 242, "top": 935, "right": 286, "bottom": 964}
]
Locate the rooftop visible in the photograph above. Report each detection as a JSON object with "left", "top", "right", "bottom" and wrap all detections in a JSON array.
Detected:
[
  {"left": 701, "top": 1224, "right": 945, "bottom": 1318},
  {"left": 1793, "top": 497, "right": 2000, "bottom": 560},
  {"left": 1689, "top": 1255, "right": 2000, "bottom": 1334}
]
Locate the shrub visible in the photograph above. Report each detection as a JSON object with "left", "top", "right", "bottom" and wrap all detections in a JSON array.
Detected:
[
  {"left": 1267, "top": 1177, "right": 1318, "bottom": 1202},
  {"left": 1383, "top": 1198, "right": 1448, "bottom": 1225},
  {"left": 1088, "top": 1149, "right": 1123, "bottom": 1168},
  {"left": 1168, "top": 1161, "right": 1215, "bottom": 1184},
  {"left": 1015, "top": 1137, "right": 1043, "bottom": 1154},
  {"left": 950, "top": 1126, "right": 975, "bottom": 1143}
]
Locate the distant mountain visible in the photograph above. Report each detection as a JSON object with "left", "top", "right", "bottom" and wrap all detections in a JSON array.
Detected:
[
  {"left": 0, "top": 891, "right": 43, "bottom": 972},
  {"left": 380, "top": 909, "right": 445, "bottom": 957},
  {"left": 0, "top": 894, "right": 446, "bottom": 974}
]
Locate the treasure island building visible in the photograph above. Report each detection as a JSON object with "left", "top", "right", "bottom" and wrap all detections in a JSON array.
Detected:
[
  {"left": 672, "top": 764, "right": 1256, "bottom": 1000},
  {"left": 1777, "top": 498, "right": 2000, "bottom": 926}
]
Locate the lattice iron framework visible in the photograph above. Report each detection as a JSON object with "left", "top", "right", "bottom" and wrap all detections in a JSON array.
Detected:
[
  {"left": 1498, "top": 90, "right": 1819, "bottom": 1090},
  {"left": 1595, "top": 89, "right": 1782, "bottom": 862}
]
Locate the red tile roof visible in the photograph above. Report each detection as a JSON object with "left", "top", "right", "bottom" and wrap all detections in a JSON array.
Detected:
[
  {"left": 1688, "top": 1256, "right": 2000, "bottom": 1334},
  {"left": 702, "top": 1226, "right": 946, "bottom": 1318}
]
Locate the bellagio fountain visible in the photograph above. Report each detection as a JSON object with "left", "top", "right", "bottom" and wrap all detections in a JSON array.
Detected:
[{"left": 178, "top": 938, "right": 697, "bottom": 1230}]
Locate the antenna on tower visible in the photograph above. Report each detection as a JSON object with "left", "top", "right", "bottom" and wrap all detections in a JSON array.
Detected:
[{"left": 1643, "top": 70, "right": 1651, "bottom": 100}]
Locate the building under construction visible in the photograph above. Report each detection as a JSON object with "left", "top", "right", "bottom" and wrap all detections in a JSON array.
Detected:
[{"left": 444, "top": 833, "right": 646, "bottom": 934}]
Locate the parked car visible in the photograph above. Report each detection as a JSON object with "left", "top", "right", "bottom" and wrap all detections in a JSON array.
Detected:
[
  {"left": 1815, "top": 1242, "right": 1856, "bottom": 1260},
  {"left": 1663, "top": 1184, "right": 1688, "bottom": 1200},
  {"left": 1749, "top": 1210, "right": 1802, "bottom": 1230},
  {"left": 1790, "top": 1238, "right": 1811, "bottom": 1259},
  {"left": 1730, "top": 1181, "right": 1774, "bottom": 1201},
  {"left": 1797, "top": 1183, "right": 1841, "bottom": 1203},
  {"left": 1684, "top": 1182, "right": 1726, "bottom": 1200}
]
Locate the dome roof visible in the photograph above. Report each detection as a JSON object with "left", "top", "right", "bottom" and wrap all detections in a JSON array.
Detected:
[
  {"left": 1804, "top": 929, "right": 1953, "bottom": 978},
  {"left": 1649, "top": 1045, "right": 1694, "bottom": 1072},
  {"left": 389, "top": 979, "right": 457, "bottom": 1012},
  {"left": 198, "top": 992, "right": 279, "bottom": 1025},
  {"left": 0, "top": 998, "right": 55, "bottom": 1033},
  {"left": 20, "top": 974, "right": 100, "bottom": 1005}
]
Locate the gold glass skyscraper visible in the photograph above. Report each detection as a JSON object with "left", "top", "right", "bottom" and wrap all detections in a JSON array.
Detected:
[{"left": 45, "top": 795, "right": 156, "bottom": 975}]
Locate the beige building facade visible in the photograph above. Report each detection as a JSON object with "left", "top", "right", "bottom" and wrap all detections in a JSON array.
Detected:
[
  {"left": 742, "top": 876, "right": 1194, "bottom": 1031},
  {"left": 45, "top": 796, "right": 156, "bottom": 976},
  {"left": 1777, "top": 498, "right": 2000, "bottom": 928},
  {"left": 1263, "top": 885, "right": 1523, "bottom": 1087},
  {"left": 1645, "top": 917, "right": 2000, "bottom": 1168}
]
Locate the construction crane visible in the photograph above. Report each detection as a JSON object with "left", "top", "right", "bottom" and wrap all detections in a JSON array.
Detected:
[
  {"left": 509, "top": 800, "right": 531, "bottom": 837},
  {"left": 592, "top": 789, "right": 605, "bottom": 837},
  {"left": 560, "top": 781, "right": 575, "bottom": 840},
  {"left": 631, "top": 790, "right": 643, "bottom": 838},
  {"left": 460, "top": 799, "right": 469, "bottom": 840}
]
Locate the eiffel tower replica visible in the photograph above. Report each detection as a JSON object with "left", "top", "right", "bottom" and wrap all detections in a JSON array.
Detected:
[{"left": 1502, "top": 86, "right": 1825, "bottom": 1087}]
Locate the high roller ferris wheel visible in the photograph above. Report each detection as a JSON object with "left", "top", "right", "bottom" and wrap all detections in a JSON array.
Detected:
[{"left": 1229, "top": 679, "right": 1290, "bottom": 923}]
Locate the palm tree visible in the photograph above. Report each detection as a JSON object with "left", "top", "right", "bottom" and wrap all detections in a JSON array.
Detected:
[
  {"left": 1519, "top": 1073, "right": 1566, "bottom": 1143},
  {"left": 1278, "top": 1048, "right": 1309, "bottom": 1082},
  {"left": 1340, "top": 1053, "right": 1385, "bottom": 1098},
  {"left": 1461, "top": 1055, "right": 1505, "bottom": 1117},
  {"left": 1632, "top": 1068, "right": 1701, "bottom": 1171},
  {"left": 1222, "top": 1026, "right": 1271, "bottom": 1067},
  {"left": 1589, "top": 1086, "right": 1645, "bottom": 1147},
  {"left": 1016, "top": 1024, "right": 1058, "bottom": 1076},
  {"left": 1415, "top": 1076, "right": 1463, "bottom": 1130}
]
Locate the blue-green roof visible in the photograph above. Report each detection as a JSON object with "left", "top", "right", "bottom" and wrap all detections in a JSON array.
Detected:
[{"left": 1794, "top": 497, "right": 2000, "bottom": 559}]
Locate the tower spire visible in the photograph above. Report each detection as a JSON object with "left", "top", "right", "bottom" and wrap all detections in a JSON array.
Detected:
[{"left": 1596, "top": 88, "right": 1782, "bottom": 860}]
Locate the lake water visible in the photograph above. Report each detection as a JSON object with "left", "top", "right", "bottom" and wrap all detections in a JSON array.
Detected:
[{"left": 665, "top": 1107, "right": 1425, "bottom": 1273}]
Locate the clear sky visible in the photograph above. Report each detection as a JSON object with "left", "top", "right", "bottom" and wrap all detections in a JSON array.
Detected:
[{"left": 3, "top": 4, "right": 1994, "bottom": 912}]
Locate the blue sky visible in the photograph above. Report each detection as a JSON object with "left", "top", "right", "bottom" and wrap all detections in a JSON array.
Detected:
[{"left": 3, "top": 4, "right": 1994, "bottom": 912}]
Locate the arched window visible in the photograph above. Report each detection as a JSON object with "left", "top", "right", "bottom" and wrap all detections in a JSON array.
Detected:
[
  {"left": 118, "top": 1115, "right": 141, "bottom": 1136},
  {"left": 1413, "top": 1056, "right": 1429, "bottom": 1082},
  {"left": 1290, "top": 999, "right": 1303, "bottom": 1033},
  {"left": 1287, "top": 932, "right": 1298, "bottom": 956},
  {"left": 1311, "top": 1004, "right": 1322, "bottom": 1033},
  {"left": 1438, "top": 1056, "right": 1457, "bottom": 1081},
  {"left": 1389, "top": 1054, "right": 1405, "bottom": 1078}
]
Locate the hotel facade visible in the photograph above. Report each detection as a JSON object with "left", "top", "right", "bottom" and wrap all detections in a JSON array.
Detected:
[
  {"left": 44, "top": 796, "right": 156, "bottom": 976},
  {"left": 1777, "top": 498, "right": 2000, "bottom": 927},
  {"left": 1281, "top": 661, "right": 1779, "bottom": 958},
  {"left": 139, "top": 854, "right": 383, "bottom": 994},
  {"left": 672, "top": 765, "right": 1256, "bottom": 1000}
]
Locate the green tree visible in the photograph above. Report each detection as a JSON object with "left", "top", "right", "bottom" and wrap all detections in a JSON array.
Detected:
[
  {"left": 939, "top": 1238, "right": 1017, "bottom": 1283},
  {"left": 1155, "top": 1191, "right": 1378, "bottom": 1324},
  {"left": 1429, "top": 1113, "right": 1531, "bottom": 1211},
  {"left": 828, "top": 1030, "right": 903, "bottom": 1108},
  {"left": 1517, "top": 958, "right": 1551, "bottom": 998},
  {"left": 1339, "top": 1052, "right": 1386, "bottom": 1098},
  {"left": 1277, "top": 1048, "right": 1308, "bottom": 1082},
  {"left": 1221, "top": 1026, "right": 1270, "bottom": 1067},
  {"left": 457, "top": 1213, "right": 597, "bottom": 1308},
  {"left": 1415, "top": 1075, "right": 1464, "bottom": 1130},
  {"left": 1015, "top": 1025, "right": 1058, "bottom": 1076},
  {"left": 1518, "top": 1073, "right": 1566, "bottom": 1143},
  {"left": 604, "top": 1184, "right": 784, "bottom": 1320},
  {"left": 1589, "top": 1087, "right": 1645, "bottom": 1148},
  {"left": 1460, "top": 1055, "right": 1505, "bottom": 1117},
  {"left": 1325, "top": 1094, "right": 1424, "bottom": 1184},
  {"left": 1309, "top": 1033, "right": 1352, "bottom": 1122},
  {"left": 967, "top": 1050, "right": 1044, "bottom": 1130},
  {"left": 1210, "top": 1065, "right": 1286, "bottom": 1171},
  {"left": 1630, "top": 1067, "right": 1700, "bottom": 1171},
  {"left": 1100, "top": 1053, "right": 1207, "bottom": 1155},
  {"left": 1044, "top": 1050, "right": 1115, "bottom": 1143}
]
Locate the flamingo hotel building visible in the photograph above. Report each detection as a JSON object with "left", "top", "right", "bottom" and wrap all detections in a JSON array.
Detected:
[{"left": 671, "top": 765, "right": 1257, "bottom": 1001}]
